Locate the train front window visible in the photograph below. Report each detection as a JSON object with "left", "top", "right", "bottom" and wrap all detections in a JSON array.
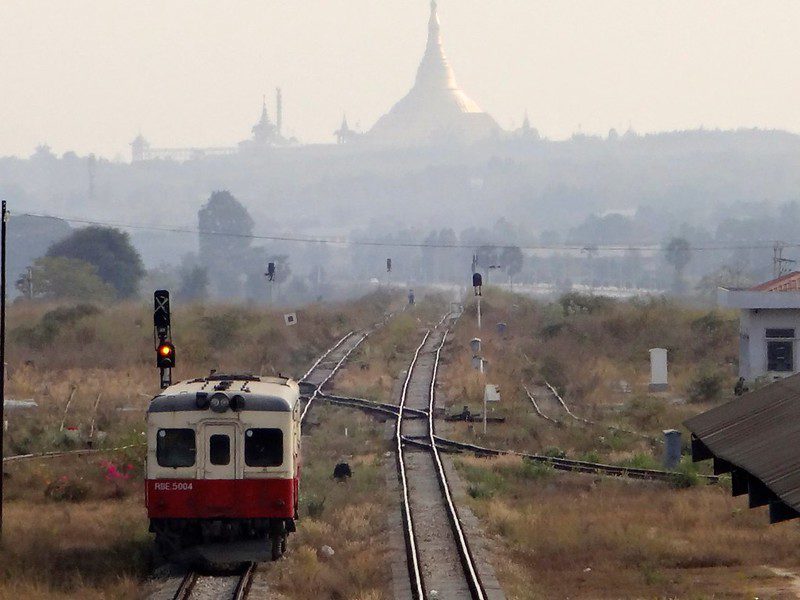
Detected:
[
  {"left": 245, "top": 428, "right": 283, "bottom": 467},
  {"left": 157, "top": 429, "right": 195, "bottom": 468},
  {"left": 209, "top": 434, "right": 231, "bottom": 465}
]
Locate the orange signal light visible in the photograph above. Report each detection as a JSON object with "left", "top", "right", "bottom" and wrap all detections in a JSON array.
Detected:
[{"left": 156, "top": 342, "right": 176, "bottom": 368}]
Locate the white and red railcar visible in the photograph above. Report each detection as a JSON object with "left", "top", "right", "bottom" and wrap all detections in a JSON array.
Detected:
[{"left": 145, "top": 374, "right": 301, "bottom": 561}]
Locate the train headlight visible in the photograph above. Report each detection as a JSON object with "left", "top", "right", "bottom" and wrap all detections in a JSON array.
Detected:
[{"left": 209, "top": 393, "right": 230, "bottom": 413}]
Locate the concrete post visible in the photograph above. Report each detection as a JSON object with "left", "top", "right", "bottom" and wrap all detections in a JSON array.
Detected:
[
  {"left": 662, "top": 429, "right": 682, "bottom": 469},
  {"left": 649, "top": 348, "right": 669, "bottom": 391}
]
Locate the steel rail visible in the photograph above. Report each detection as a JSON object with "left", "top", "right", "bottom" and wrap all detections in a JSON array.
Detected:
[
  {"left": 300, "top": 332, "right": 369, "bottom": 424},
  {"left": 317, "top": 391, "right": 427, "bottom": 417},
  {"left": 544, "top": 381, "right": 662, "bottom": 444},
  {"left": 232, "top": 563, "right": 255, "bottom": 600},
  {"left": 300, "top": 331, "right": 354, "bottom": 382},
  {"left": 427, "top": 329, "right": 487, "bottom": 600},
  {"left": 395, "top": 329, "right": 431, "bottom": 600},
  {"left": 172, "top": 570, "right": 196, "bottom": 599},
  {"left": 428, "top": 435, "right": 719, "bottom": 483},
  {"left": 523, "top": 386, "right": 561, "bottom": 425}
]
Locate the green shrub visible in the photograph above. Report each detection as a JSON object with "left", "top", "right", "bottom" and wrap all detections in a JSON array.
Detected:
[
  {"left": 519, "top": 460, "right": 552, "bottom": 480},
  {"left": 559, "top": 292, "right": 614, "bottom": 316},
  {"left": 619, "top": 453, "right": 660, "bottom": 470},
  {"left": 304, "top": 496, "right": 326, "bottom": 518},
  {"left": 45, "top": 476, "right": 89, "bottom": 502},
  {"left": 467, "top": 484, "right": 494, "bottom": 499},
  {"left": 688, "top": 368, "right": 725, "bottom": 403},
  {"left": 543, "top": 446, "right": 566, "bottom": 459},
  {"left": 669, "top": 458, "right": 701, "bottom": 489}
]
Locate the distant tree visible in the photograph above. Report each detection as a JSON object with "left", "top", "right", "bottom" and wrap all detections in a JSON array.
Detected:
[
  {"left": 46, "top": 226, "right": 144, "bottom": 298},
  {"left": 665, "top": 237, "right": 692, "bottom": 292},
  {"left": 198, "top": 190, "right": 254, "bottom": 294},
  {"left": 501, "top": 246, "right": 524, "bottom": 286},
  {"left": 179, "top": 265, "right": 209, "bottom": 301},
  {"left": 695, "top": 265, "right": 753, "bottom": 300},
  {"left": 17, "top": 257, "right": 114, "bottom": 302}
]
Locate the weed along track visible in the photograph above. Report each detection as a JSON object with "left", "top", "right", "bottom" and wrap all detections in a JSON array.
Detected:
[{"left": 396, "top": 325, "right": 503, "bottom": 600}]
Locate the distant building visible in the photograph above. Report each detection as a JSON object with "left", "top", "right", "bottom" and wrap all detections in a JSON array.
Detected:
[
  {"left": 131, "top": 89, "right": 291, "bottom": 162},
  {"left": 334, "top": 114, "right": 359, "bottom": 144},
  {"left": 719, "top": 271, "right": 800, "bottom": 381},
  {"left": 365, "top": 1, "right": 501, "bottom": 146},
  {"left": 240, "top": 89, "right": 293, "bottom": 151}
]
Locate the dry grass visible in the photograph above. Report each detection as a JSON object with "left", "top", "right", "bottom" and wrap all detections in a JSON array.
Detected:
[
  {"left": 0, "top": 497, "right": 148, "bottom": 599},
  {"left": 335, "top": 292, "right": 451, "bottom": 402},
  {"left": 456, "top": 454, "right": 800, "bottom": 598},
  {"left": 0, "top": 292, "right": 399, "bottom": 598},
  {"left": 439, "top": 289, "right": 738, "bottom": 463},
  {"left": 263, "top": 404, "right": 394, "bottom": 599},
  {"left": 435, "top": 289, "right": 800, "bottom": 597}
]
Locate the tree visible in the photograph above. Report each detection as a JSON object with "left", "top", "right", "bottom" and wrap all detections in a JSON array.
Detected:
[
  {"left": 500, "top": 246, "right": 524, "bottom": 287},
  {"left": 47, "top": 226, "right": 145, "bottom": 298},
  {"left": 198, "top": 190, "right": 255, "bottom": 295},
  {"left": 665, "top": 237, "right": 692, "bottom": 292},
  {"left": 17, "top": 257, "right": 114, "bottom": 302},
  {"left": 179, "top": 265, "right": 209, "bottom": 301}
]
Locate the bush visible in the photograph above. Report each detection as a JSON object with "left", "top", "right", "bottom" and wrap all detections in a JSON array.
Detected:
[
  {"left": 543, "top": 446, "right": 566, "bottom": 459},
  {"left": 669, "top": 458, "right": 701, "bottom": 489},
  {"left": 519, "top": 460, "right": 552, "bottom": 480},
  {"left": 45, "top": 476, "right": 89, "bottom": 502},
  {"left": 539, "top": 355, "right": 567, "bottom": 390},
  {"left": 688, "top": 368, "right": 725, "bottom": 403},
  {"left": 305, "top": 496, "right": 326, "bottom": 518},
  {"left": 13, "top": 304, "right": 101, "bottom": 349},
  {"left": 559, "top": 292, "right": 614, "bottom": 316}
]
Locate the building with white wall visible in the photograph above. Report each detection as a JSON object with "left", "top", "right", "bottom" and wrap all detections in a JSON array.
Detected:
[{"left": 719, "top": 272, "right": 800, "bottom": 381}]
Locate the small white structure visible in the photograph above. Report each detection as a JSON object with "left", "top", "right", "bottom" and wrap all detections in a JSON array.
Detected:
[
  {"left": 719, "top": 272, "right": 800, "bottom": 381},
  {"left": 484, "top": 384, "right": 501, "bottom": 403},
  {"left": 649, "top": 348, "right": 669, "bottom": 392}
]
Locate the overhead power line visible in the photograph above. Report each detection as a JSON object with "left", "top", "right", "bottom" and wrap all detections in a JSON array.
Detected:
[{"left": 16, "top": 210, "right": 793, "bottom": 254}]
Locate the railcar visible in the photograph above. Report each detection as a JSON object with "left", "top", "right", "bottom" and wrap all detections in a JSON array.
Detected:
[{"left": 145, "top": 374, "right": 301, "bottom": 562}]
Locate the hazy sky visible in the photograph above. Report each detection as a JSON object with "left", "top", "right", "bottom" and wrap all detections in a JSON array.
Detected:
[{"left": 2, "top": 0, "right": 800, "bottom": 159}]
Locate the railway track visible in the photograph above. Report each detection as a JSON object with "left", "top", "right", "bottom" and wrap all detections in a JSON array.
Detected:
[
  {"left": 313, "top": 387, "right": 715, "bottom": 484},
  {"left": 395, "top": 325, "right": 497, "bottom": 600},
  {"left": 299, "top": 330, "right": 370, "bottom": 423},
  {"left": 169, "top": 562, "right": 254, "bottom": 600}
]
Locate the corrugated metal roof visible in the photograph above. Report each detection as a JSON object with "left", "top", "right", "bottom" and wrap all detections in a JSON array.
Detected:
[
  {"left": 750, "top": 271, "right": 800, "bottom": 291},
  {"left": 685, "top": 374, "right": 800, "bottom": 520}
]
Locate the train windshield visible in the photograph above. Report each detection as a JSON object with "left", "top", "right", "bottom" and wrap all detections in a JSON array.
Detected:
[
  {"left": 245, "top": 428, "right": 283, "bottom": 467},
  {"left": 157, "top": 428, "right": 196, "bottom": 468}
]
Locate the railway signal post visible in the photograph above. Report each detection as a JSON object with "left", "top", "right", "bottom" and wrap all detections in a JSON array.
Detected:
[{"left": 154, "top": 290, "right": 174, "bottom": 389}]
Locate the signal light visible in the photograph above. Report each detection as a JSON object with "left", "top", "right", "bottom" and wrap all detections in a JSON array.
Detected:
[{"left": 156, "top": 342, "right": 176, "bottom": 368}]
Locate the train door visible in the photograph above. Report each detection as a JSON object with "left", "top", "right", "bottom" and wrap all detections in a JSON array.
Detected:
[
  {"left": 202, "top": 424, "right": 238, "bottom": 514},
  {"left": 203, "top": 424, "right": 237, "bottom": 480}
]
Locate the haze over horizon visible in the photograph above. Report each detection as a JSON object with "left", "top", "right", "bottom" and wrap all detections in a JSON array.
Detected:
[{"left": 2, "top": 0, "right": 800, "bottom": 159}]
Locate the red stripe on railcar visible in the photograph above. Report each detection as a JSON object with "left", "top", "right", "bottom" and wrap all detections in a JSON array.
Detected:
[{"left": 146, "top": 478, "right": 296, "bottom": 519}]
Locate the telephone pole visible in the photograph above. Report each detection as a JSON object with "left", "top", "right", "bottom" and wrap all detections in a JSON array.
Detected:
[{"left": 1, "top": 201, "right": 8, "bottom": 539}]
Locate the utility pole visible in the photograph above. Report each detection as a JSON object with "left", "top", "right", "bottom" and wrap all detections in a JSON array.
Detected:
[
  {"left": 773, "top": 242, "right": 795, "bottom": 279},
  {"left": 1, "top": 201, "right": 8, "bottom": 539}
]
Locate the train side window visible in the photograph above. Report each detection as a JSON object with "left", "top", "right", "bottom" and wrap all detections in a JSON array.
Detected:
[
  {"left": 157, "top": 429, "right": 195, "bottom": 468},
  {"left": 245, "top": 428, "right": 283, "bottom": 467},
  {"left": 209, "top": 434, "right": 231, "bottom": 465}
]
